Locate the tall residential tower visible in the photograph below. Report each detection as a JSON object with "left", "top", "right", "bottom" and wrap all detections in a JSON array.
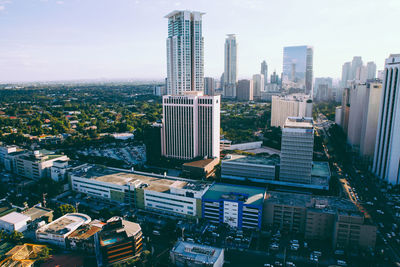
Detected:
[{"left": 223, "top": 34, "right": 238, "bottom": 98}]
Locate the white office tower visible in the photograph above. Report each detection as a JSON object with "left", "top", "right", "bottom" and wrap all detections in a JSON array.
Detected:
[
  {"left": 367, "top": 61, "right": 377, "bottom": 80},
  {"left": 351, "top": 56, "right": 363, "bottom": 81},
  {"left": 271, "top": 94, "right": 312, "bottom": 128},
  {"left": 341, "top": 62, "right": 351, "bottom": 88},
  {"left": 161, "top": 92, "right": 220, "bottom": 160},
  {"left": 223, "top": 34, "right": 237, "bottom": 98},
  {"left": 165, "top": 10, "right": 204, "bottom": 95},
  {"left": 204, "top": 77, "right": 215, "bottom": 96},
  {"left": 279, "top": 117, "right": 314, "bottom": 184},
  {"left": 261, "top": 60, "right": 268, "bottom": 85},
  {"left": 373, "top": 54, "right": 400, "bottom": 184},
  {"left": 347, "top": 82, "right": 367, "bottom": 150},
  {"left": 252, "top": 74, "right": 264, "bottom": 100}
]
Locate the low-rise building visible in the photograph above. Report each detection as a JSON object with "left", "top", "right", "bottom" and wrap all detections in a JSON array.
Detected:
[
  {"left": 67, "top": 220, "right": 105, "bottom": 253},
  {"left": 202, "top": 183, "right": 265, "bottom": 229},
  {"left": 22, "top": 205, "right": 53, "bottom": 226},
  {"left": 221, "top": 154, "right": 278, "bottom": 183},
  {"left": 95, "top": 217, "right": 143, "bottom": 267},
  {"left": 36, "top": 213, "right": 91, "bottom": 247},
  {"left": 0, "top": 212, "right": 31, "bottom": 233},
  {"left": 182, "top": 158, "right": 219, "bottom": 179},
  {"left": 170, "top": 241, "right": 224, "bottom": 267}
]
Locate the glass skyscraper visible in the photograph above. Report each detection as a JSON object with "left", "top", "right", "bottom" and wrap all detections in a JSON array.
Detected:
[{"left": 282, "top": 45, "right": 313, "bottom": 95}]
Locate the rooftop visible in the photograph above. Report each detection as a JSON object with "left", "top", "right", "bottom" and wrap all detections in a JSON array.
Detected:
[
  {"left": 67, "top": 220, "right": 104, "bottom": 240},
  {"left": 183, "top": 158, "right": 218, "bottom": 168},
  {"left": 22, "top": 206, "right": 53, "bottom": 221},
  {"left": 172, "top": 241, "right": 224, "bottom": 264},
  {"left": 37, "top": 213, "right": 91, "bottom": 236},
  {"left": 311, "top": 161, "right": 331, "bottom": 178},
  {"left": 222, "top": 154, "right": 279, "bottom": 166},
  {"left": 203, "top": 183, "right": 266, "bottom": 206},
  {"left": 0, "top": 212, "right": 30, "bottom": 225},
  {"left": 284, "top": 117, "right": 313, "bottom": 129}
]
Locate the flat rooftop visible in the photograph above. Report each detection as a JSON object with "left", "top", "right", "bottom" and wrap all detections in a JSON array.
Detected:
[
  {"left": 172, "top": 241, "right": 223, "bottom": 264},
  {"left": 183, "top": 158, "right": 217, "bottom": 168},
  {"left": 266, "top": 191, "right": 311, "bottom": 207},
  {"left": 37, "top": 213, "right": 91, "bottom": 236},
  {"left": 0, "top": 212, "right": 30, "bottom": 224},
  {"left": 312, "top": 161, "right": 331, "bottom": 178},
  {"left": 68, "top": 221, "right": 104, "bottom": 240},
  {"left": 223, "top": 154, "right": 279, "bottom": 166},
  {"left": 203, "top": 183, "right": 265, "bottom": 206},
  {"left": 22, "top": 206, "right": 53, "bottom": 221},
  {"left": 284, "top": 117, "right": 313, "bottom": 129}
]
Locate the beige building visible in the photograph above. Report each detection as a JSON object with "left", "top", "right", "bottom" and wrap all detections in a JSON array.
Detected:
[{"left": 270, "top": 94, "right": 312, "bottom": 128}]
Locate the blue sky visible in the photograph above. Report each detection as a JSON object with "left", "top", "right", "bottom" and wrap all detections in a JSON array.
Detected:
[{"left": 0, "top": 0, "right": 399, "bottom": 82}]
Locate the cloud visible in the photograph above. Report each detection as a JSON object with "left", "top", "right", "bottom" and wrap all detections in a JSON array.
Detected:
[
  {"left": 0, "top": 5, "right": 5, "bottom": 11},
  {"left": 56, "top": 0, "right": 64, "bottom": 4}
]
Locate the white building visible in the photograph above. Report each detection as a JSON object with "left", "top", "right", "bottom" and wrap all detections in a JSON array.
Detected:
[
  {"left": 162, "top": 92, "right": 220, "bottom": 160},
  {"left": 373, "top": 54, "right": 400, "bottom": 184},
  {"left": 347, "top": 82, "right": 367, "bottom": 151},
  {"left": 165, "top": 10, "right": 204, "bottom": 95},
  {"left": 279, "top": 117, "right": 314, "bottom": 184},
  {"left": 0, "top": 145, "right": 17, "bottom": 166},
  {"left": 335, "top": 106, "right": 343, "bottom": 126},
  {"left": 367, "top": 61, "right": 377, "bottom": 80},
  {"left": 223, "top": 34, "right": 237, "bottom": 98},
  {"left": 36, "top": 213, "right": 91, "bottom": 247},
  {"left": 252, "top": 74, "right": 265, "bottom": 100},
  {"left": 271, "top": 94, "right": 312, "bottom": 128},
  {"left": 0, "top": 212, "right": 30, "bottom": 233}
]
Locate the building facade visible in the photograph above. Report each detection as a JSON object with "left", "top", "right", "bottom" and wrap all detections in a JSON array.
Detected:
[
  {"left": 204, "top": 77, "right": 215, "bottom": 96},
  {"left": 261, "top": 60, "right": 268, "bottom": 85},
  {"left": 236, "top": 79, "right": 253, "bottom": 101},
  {"left": 252, "top": 74, "right": 264, "bottom": 100},
  {"left": 373, "top": 54, "right": 400, "bottom": 184},
  {"left": 270, "top": 94, "right": 312, "bottom": 128},
  {"left": 223, "top": 34, "right": 237, "bottom": 98},
  {"left": 279, "top": 117, "right": 314, "bottom": 184},
  {"left": 165, "top": 10, "right": 204, "bottom": 95},
  {"left": 162, "top": 92, "right": 220, "bottom": 160}
]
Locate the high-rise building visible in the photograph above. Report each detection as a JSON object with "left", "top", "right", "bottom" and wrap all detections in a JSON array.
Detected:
[
  {"left": 347, "top": 82, "right": 368, "bottom": 151},
  {"left": 270, "top": 71, "right": 280, "bottom": 85},
  {"left": 314, "top": 77, "right": 333, "bottom": 101},
  {"left": 367, "top": 61, "right": 377, "bottom": 80},
  {"left": 162, "top": 92, "right": 220, "bottom": 160},
  {"left": 279, "top": 117, "right": 314, "bottom": 184},
  {"left": 252, "top": 74, "right": 264, "bottom": 100},
  {"left": 373, "top": 54, "right": 400, "bottom": 184},
  {"left": 341, "top": 62, "right": 351, "bottom": 88},
  {"left": 351, "top": 56, "right": 363, "bottom": 81},
  {"left": 204, "top": 77, "right": 215, "bottom": 96},
  {"left": 165, "top": 10, "right": 204, "bottom": 95},
  {"left": 261, "top": 60, "right": 268, "bottom": 85},
  {"left": 341, "top": 88, "right": 351, "bottom": 133},
  {"left": 282, "top": 45, "right": 314, "bottom": 95},
  {"left": 223, "top": 34, "right": 238, "bottom": 98},
  {"left": 236, "top": 79, "right": 253, "bottom": 101},
  {"left": 271, "top": 94, "right": 312, "bottom": 128}
]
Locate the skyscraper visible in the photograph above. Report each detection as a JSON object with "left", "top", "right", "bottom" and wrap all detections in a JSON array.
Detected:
[
  {"left": 367, "top": 61, "right": 377, "bottom": 80},
  {"left": 282, "top": 45, "right": 314, "bottom": 95},
  {"left": 350, "top": 56, "right": 363, "bottom": 81},
  {"left": 236, "top": 79, "right": 253, "bottom": 101},
  {"left": 252, "top": 74, "right": 264, "bottom": 100},
  {"left": 204, "top": 77, "right": 215, "bottom": 96},
  {"left": 162, "top": 92, "right": 220, "bottom": 160},
  {"left": 341, "top": 62, "right": 351, "bottom": 88},
  {"left": 279, "top": 117, "right": 314, "bottom": 184},
  {"left": 373, "top": 54, "right": 400, "bottom": 184},
  {"left": 165, "top": 10, "right": 204, "bottom": 95},
  {"left": 223, "top": 34, "right": 237, "bottom": 98},
  {"left": 271, "top": 94, "right": 312, "bottom": 128},
  {"left": 261, "top": 60, "right": 268, "bottom": 85}
]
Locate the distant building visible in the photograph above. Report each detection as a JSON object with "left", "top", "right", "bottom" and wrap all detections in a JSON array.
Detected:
[
  {"left": 366, "top": 61, "right": 377, "bottom": 80},
  {"left": 335, "top": 106, "right": 342, "bottom": 126},
  {"left": 36, "top": 213, "right": 91, "bottom": 247},
  {"left": 202, "top": 183, "right": 265, "bottom": 229},
  {"left": 236, "top": 79, "right": 253, "bottom": 101},
  {"left": 279, "top": 117, "right": 314, "bottom": 184},
  {"left": 204, "top": 77, "right": 215, "bottom": 96},
  {"left": 260, "top": 60, "right": 268, "bottom": 85},
  {"left": 95, "top": 217, "right": 143, "bottom": 267},
  {"left": 223, "top": 34, "right": 238, "bottom": 98},
  {"left": 340, "top": 88, "right": 351, "bottom": 133},
  {"left": 270, "top": 94, "right": 312, "bottom": 128},
  {"left": 373, "top": 54, "right": 400, "bottom": 184},
  {"left": 162, "top": 92, "right": 220, "bottom": 160},
  {"left": 170, "top": 241, "right": 224, "bottom": 267},
  {"left": 0, "top": 212, "right": 30, "bottom": 233},
  {"left": 252, "top": 74, "right": 264, "bottom": 100},
  {"left": 282, "top": 45, "right": 313, "bottom": 95},
  {"left": 165, "top": 10, "right": 204, "bottom": 95},
  {"left": 314, "top": 77, "right": 333, "bottom": 101},
  {"left": 111, "top": 132, "right": 134, "bottom": 140},
  {"left": 341, "top": 62, "right": 351, "bottom": 88}
]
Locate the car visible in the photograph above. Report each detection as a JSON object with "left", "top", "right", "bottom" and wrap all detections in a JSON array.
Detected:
[
  {"left": 335, "top": 250, "right": 345, "bottom": 255},
  {"left": 152, "top": 230, "right": 160, "bottom": 236},
  {"left": 264, "top": 264, "right": 273, "bottom": 267},
  {"left": 286, "top": 261, "right": 295, "bottom": 267},
  {"left": 337, "top": 260, "right": 348, "bottom": 266},
  {"left": 290, "top": 244, "right": 299, "bottom": 251},
  {"left": 313, "top": 251, "right": 322, "bottom": 257},
  {"left": 270, "top": 243, "right": 279, "bottom": 250},
  {"left": 274, "top": 261, "right": 283, "bottom": 267}
]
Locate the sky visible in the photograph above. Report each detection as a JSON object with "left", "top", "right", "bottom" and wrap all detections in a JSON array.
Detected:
[{"left": 0, "top": 0, "right": 400, "bottom": 82}]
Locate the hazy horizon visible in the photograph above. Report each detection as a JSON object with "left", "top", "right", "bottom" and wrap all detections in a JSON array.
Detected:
[{"left": 1, "top": 0, "right": 399, "bottom": 82}]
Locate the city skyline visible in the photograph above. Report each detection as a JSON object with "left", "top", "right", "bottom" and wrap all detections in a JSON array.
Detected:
[{"left": 1, "top": 0, "right": 399, "bottom": 82}]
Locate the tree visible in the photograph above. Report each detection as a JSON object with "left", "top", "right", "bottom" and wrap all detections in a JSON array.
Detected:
[
  {"left": 37, "top": 246, "right": 51, "bottom": 262},
  {"left": 54, "top": 204, "right": 76, "bottom": 219},
  {"left": 8, "top": 231, "right": 23, "bottom": 243}
]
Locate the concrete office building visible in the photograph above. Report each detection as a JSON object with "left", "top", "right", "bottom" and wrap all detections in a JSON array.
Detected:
[
  {"left": 351, "top": 56, "right": 363, "bottom": 81},
  {"left": 367, "top": 61, "right": 377, "bottom": 80},
  {"left": 223, "top": 34, "right": 238, "bottom": 98},
  {"left": 341, "top": 62, "right": 351, "bottom": 88},
  {"left": 271, "top": 94, "right": 312, "bottom": 128},
  {"left": 261, "top": 60, "right": 268, "bottom": 85},
  {"left": 236, "top": 79, "right": 253, "bottom": 101},
  {"left": 162, "top": 92, "right": 220, "bottom": 160},
  {"left": 314, "top": 77, "right": 333, "bottom": 101},
  {"left": 0, "top": 212, "right": 30, "bottom": 233},
  {"left": 221, "top": 154, "right": 278, "bottom": 183},
  {"left": 70, "top": 164, "right": 210, "bottom": 218},
  {"left": 165, "top": 10, "right": 204, "bottom": 95},
  {"left": 170, "top": 241, "right": 224, "bottom": 267},
  {"left": 202, "top": 183, "right": 265, "bottom": 229},
  {"left": 282, "top": 45, "right": 314, "bottom": 95},
  {"left": 204, "top": 77, "right": 215, "bottom": 96},
  {"left": 373, "top": 54, "right": 400, "bottom": 184},
  {"left": 347, "top": 82, "right": 367, "bottom": 151},
  {"left": 252, "top": 74, "right": 264, "bottom": 100},
  {"left": 340, "top": 88, "right": 351, "bottom": 133},
  {"left": 279, "top": 117, "right": 314, "bottom": 184}
]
